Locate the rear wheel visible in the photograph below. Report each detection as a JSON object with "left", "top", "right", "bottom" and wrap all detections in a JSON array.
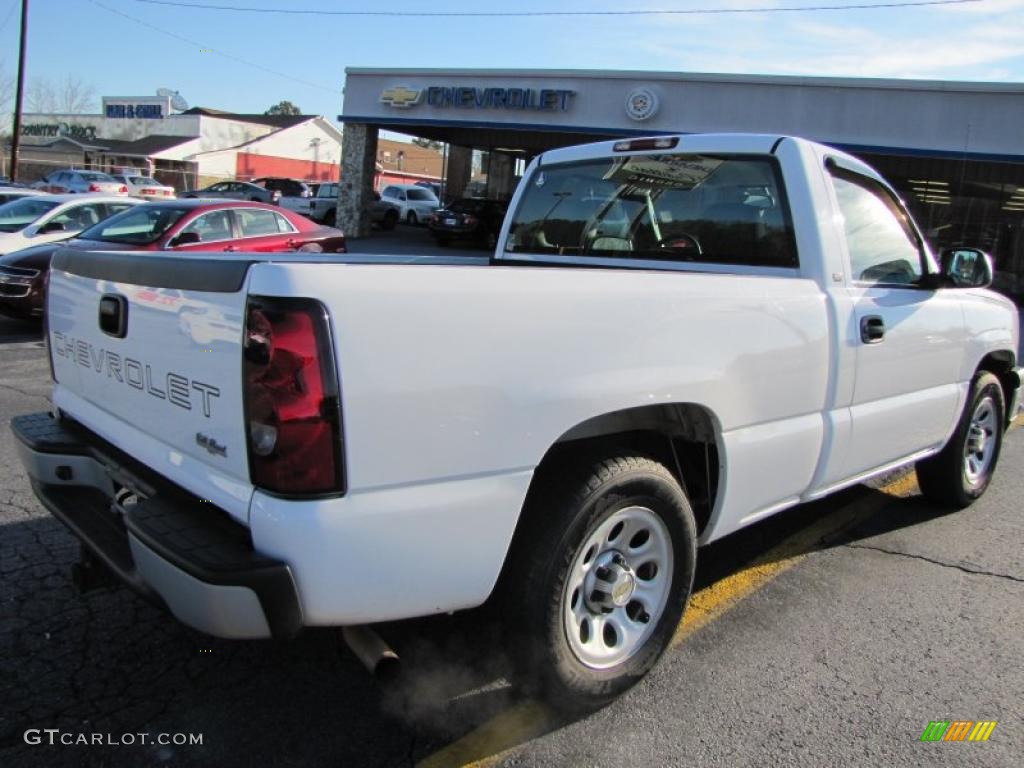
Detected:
[
  {"left": 382, "top": 210, "right": 398, "bottom": 231},
  {"left": 504, "top": 453, "right": 697, "bottom": 709},
  {"left": 916, "top": 371, "right": 1005, "bottom": 508}
]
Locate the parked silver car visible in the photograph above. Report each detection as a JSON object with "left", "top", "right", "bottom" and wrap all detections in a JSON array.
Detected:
[
  {"left": 185, "top": 180, "right": 281, "bottom": 205},
  {"left": 308, "top": 184, "right": 399, "bottom": 230},
  {"left": 379, "top": 183, "right": 441, "bottom": 225},
  {"left": 32, "top": 170, "right": 129, "bottom": 196}
]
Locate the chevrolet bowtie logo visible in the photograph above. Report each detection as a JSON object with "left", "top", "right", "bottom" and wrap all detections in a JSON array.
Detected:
[{"left": 380, "top": 86, "right": 422, "bottom": 109}]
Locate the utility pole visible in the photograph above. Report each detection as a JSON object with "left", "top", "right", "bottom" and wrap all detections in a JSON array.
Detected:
[{"left": 9, "top": 0, "right": 28, "bottom": 182}]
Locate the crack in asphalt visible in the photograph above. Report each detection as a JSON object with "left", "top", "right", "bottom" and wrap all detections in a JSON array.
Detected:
[
  {"left": 0, "top": 380, "right": 48, "bottom": 399},
  {"left": 843, "top": 543, "right": 1024, "bottom": 583}
]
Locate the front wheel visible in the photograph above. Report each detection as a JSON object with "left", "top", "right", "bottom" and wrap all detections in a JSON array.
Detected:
[
  {"left": 504, "top": 453, "right": 697, "bottom": 709},
  {"left": 916, "top": 371, "right": 1005, "bottom": 508}
]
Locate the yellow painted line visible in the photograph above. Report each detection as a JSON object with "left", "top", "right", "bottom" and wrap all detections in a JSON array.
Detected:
[
  {"left": 417, "top": 700, "right": 557, "bottom": 768},
  {"left": 418, "top": 472, "right": 917, "bottom": 768}
]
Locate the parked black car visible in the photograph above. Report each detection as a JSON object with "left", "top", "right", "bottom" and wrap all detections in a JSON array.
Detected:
[{"left": 428, "top": 198, "right": 508, "bottom": 248}]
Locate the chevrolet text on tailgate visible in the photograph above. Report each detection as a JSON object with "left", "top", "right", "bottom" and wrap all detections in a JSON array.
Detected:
[{"left": 12, "top": 134, "right": 1022, "bottom": 708}]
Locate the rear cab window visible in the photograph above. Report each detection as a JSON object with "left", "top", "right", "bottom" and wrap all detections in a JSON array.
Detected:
[{"left": 504, "top": 153, "right": 798, "bottom": 269}]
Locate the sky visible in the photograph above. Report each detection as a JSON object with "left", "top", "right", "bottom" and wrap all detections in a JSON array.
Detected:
[{"left": 1, "top": 0, "right": 1023, "bottom": 124}]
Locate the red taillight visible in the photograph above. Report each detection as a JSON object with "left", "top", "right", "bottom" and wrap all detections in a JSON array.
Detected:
[
  {"left": 464, "top": 215, "right": 478, "bottom": 225},
  {"left": 88, "top": 183, "right": 101, "bottom": 192},
  {"left": 142, "top": 188, "right": 156, "bottom": 195},
  {"left": 119, "top": 185, "right": 129, "bottom": 194},
  {"left": 243, "top": 297, "right": 344, "bottom": 495}
]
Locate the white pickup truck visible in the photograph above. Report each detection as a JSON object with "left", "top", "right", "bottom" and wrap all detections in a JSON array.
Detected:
[{"left": 12, "top": 134, "right": 1021, "bottom": 708}]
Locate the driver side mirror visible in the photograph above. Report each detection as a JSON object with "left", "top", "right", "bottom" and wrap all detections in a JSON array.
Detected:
[
  {"left": 38, "top": 221, "right": 66, "bottom": 234},
  {"left": 939, "top": 247, "right": 993, "bottom": 289},
  {"left": 169, "top": 231, "right": 201, "bottom": 247}
]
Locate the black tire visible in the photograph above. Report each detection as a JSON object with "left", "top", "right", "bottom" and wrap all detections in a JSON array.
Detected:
[
  {"left": 916, "top": 371, "right": 1005, "bottom": 509},
  {"left": 405, "top": 210, "right": 418, "bottom": 226},
  {"left": 503, "top": 452, "right": 697, "bottom": 710},
  {"left": 382, "top": 210, "right": 398, "bottom": 231}
]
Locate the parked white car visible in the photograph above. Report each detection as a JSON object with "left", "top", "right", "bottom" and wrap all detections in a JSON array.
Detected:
[
  {"left": 32, "top": 170, "right": 130, "bottom": 195},
  {"left": 14, "top": 134, "right": 1022, "bottom": 710},
  {"left": 0, "top": 187, "right": 44, "bottom": 205},
  {"left": 379, "top": 182, "right": 441, "bottom": 225},
  {"left": 110, "top": 174, "right": 176, "bottom": 200},
  {"left": 0, "top": 194, "right": 141, "bottom": 254}
]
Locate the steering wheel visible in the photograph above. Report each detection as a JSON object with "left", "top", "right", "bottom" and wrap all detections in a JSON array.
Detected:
[{"left": 655, "top": 233, "right": 702, "bottom": 257}]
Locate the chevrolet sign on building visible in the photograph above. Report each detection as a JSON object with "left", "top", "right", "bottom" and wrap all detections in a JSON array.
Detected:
[
  {"left": 380, "top": 85, "right": 575, "bottom": 111},
  {"left": 379, "top": 86, "right": 422, "bottom": 109}
]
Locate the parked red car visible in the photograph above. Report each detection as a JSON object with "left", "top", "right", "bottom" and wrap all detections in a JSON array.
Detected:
[{"left": 0, "top": 200, "right": 346, "bottom": 319}]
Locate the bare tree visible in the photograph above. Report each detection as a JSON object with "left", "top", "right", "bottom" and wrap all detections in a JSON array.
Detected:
[{"left": 28, "top": 76, "right": 96, "bottom": 114}]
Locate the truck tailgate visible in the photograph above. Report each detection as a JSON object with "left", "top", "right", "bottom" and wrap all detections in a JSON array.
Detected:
[{"left": 47, "top": 250, "right": 254, "bottom": 521}]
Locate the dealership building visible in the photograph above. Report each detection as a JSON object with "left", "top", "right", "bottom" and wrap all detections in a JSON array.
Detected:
[{"left": 338, "top": 68, "right": 1024, "bottom": 295}]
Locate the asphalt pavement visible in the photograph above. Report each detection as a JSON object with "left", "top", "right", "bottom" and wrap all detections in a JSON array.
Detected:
[{"left": 0, "top": 298, "right": 1022, "bottom": 767}]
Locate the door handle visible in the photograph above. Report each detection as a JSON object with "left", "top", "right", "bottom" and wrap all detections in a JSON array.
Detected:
[
  {"left": 223, "top": 245, "right": 238, "bottom": 252},
  {"left": 860, "top": 315, "right": 885, "bottom": 344}
]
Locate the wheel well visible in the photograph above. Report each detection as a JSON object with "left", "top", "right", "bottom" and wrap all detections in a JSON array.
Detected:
[
  {"left": 532, "top": 404, "right": 721, "bottom": 537},
  {"left": 976, "top": 351, "right": 1019, "bottom": 416}
]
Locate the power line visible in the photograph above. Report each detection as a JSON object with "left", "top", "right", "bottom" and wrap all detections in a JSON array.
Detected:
[
  {"left": 131, "top": 0, "right": 982, "bottom": 18},
  {"left": 87, "top": 0, "right": 339, "bottom": 94}
]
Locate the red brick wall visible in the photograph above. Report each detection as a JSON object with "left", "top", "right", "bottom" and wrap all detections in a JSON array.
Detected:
[{"left": 236, "top": 152, "right": 339, "bottom": 182}]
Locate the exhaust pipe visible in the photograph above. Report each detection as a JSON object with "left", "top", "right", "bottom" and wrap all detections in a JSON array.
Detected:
[{"left": 342, "top": 626, "right": 400, "bottom": 682}]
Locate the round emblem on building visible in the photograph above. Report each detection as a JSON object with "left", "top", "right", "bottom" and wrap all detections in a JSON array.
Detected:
[{"left": 625, "top": 87, "right": 659, "bottom": 121}]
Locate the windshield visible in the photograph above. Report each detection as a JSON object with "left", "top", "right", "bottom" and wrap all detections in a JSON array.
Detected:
[
  {"left": 505, "top": 154, "right": 798, "bottom": 268},
  {"left": 406, "top": 188, "right": 438, "bottom": 202},
  {"left": 79, "top": 172, "right": 116, "bottom": 182},
  {"left": 0, "top": 198, "right": 60, "bottom": 233},
  {"left": 129, "top": 177, "right": 161, "bottom": 186},
  {"left": 79, "top": 205, "right": 191, "bottom": 245}
]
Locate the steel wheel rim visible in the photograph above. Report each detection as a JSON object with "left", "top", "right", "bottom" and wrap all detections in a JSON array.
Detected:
[
  {"left": 562, "top": 505, "right": 673, "bottom": 670},
  {"left": 963, "top": 395, "right": 997, "bottom": 487}
]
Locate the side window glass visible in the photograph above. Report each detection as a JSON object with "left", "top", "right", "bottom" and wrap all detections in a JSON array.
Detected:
[
  {"left": 181, "top": 210, "right": 233, "bottom": 241},
  {"left": 830, "top": 169, "right": 922, "bottom": 285},
  {"left": 52, "top": 203, "right": 103, "bottom": 230},
  {"left": 236, "top": 208, "right": 282, "bottom": 237},
  {"left": 273, "top": 213, "right": 295, "bottom": 233}
]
